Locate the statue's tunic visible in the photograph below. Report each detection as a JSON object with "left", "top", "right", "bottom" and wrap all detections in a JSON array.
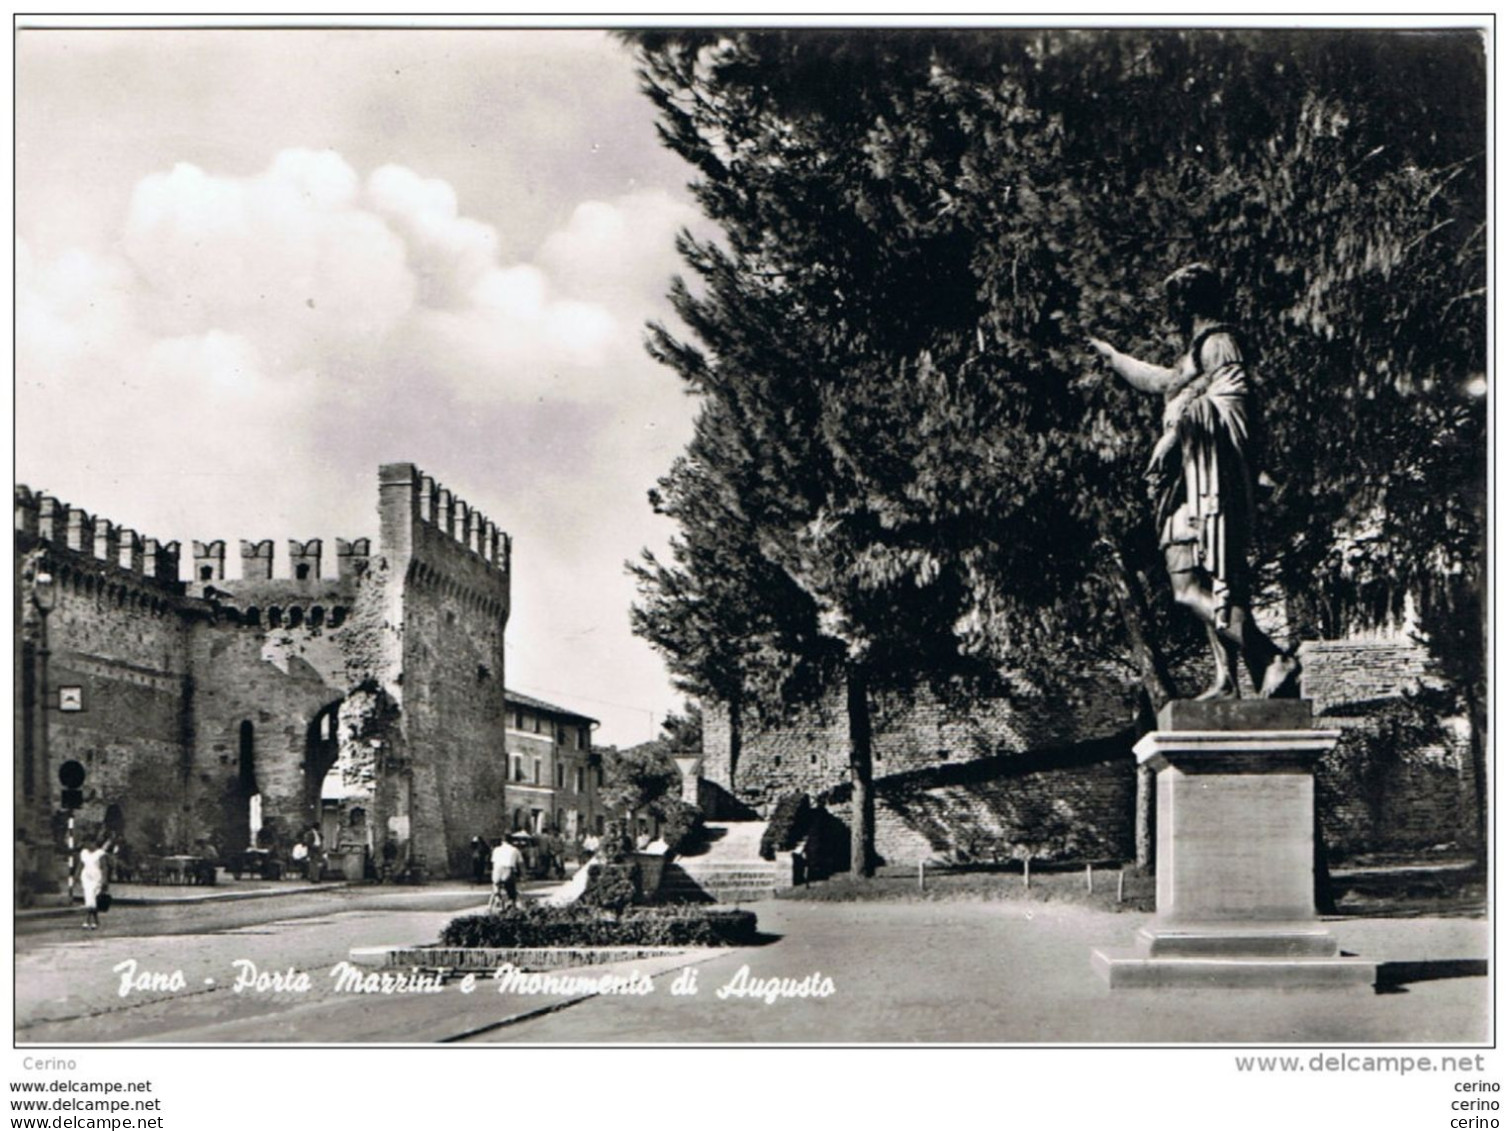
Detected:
[{"left": 1147, "top": 325, "right": 1255, "bottom": 630}]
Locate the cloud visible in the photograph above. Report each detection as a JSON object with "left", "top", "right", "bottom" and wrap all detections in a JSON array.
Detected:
[
  {"left": 538, "top": 191, "right": 702, "bottom": 306},
  {"left": 23, "top": 148, "right": 701, "bottom": 414}
]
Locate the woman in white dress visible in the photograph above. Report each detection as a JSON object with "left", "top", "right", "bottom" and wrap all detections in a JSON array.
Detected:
[{"left": 78, "top": 836, "right": 113, "bottom": 931}]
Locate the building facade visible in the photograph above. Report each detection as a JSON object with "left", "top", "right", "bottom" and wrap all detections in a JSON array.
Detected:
[
  {"left": 14, "top": 463, "right": 524, "bottom": 886},
  {"left": 502, "top": 691, "right": 603, "bottom": 840}
]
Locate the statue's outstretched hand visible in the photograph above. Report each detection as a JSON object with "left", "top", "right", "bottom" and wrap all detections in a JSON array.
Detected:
[{"left": 1087, "top": 336, "right": 1116, "bottom": 362}]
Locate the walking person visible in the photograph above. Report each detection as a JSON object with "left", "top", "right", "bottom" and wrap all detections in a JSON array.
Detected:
[
  {"left": 78, "top": 835, "right": 113, "bottom": 931},
  {"left": 488, "top": 836, "right": 525, "bottom": 914}
]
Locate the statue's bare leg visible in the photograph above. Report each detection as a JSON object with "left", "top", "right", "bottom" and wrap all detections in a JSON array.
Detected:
[
  {"left": 1198, "top": 622, "right": 1241, "bottom": 700},
  {"left": 1167, "top": 565, "right": 1238, "bottom": 699},
  {"left": 1219, "top": 605, "right": 1302, "bottom": 699}
]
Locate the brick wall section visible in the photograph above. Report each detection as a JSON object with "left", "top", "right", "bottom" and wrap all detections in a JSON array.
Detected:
[
  {"left": 866, "top": 751, "right": 1136, "bottom": 866},
  {"left": 1317, "top": 720, "right": 1467, "bottom": 856},
  {"left": 705, "top": 635, "right": 1468, "bottom": 866},
  {"left": 705, "top": 676, "right": 1134, "bottom": 816},
  {"left": 1298, "top": 638, "right": 1439, "bottom": 712},
  {"left": 18, "top": 536, "right": 192, "bottom": 852},
  {"left": 1299, "top": 636, "right": 1469, "bottom": 855}
]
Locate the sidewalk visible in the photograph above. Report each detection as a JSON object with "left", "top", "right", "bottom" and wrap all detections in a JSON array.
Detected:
[
  {"left": 15, "top": 875, "right": 567, "bottom": 921},
  {"left": 16, "top": 878, "right": 351, "bottom": 920}
]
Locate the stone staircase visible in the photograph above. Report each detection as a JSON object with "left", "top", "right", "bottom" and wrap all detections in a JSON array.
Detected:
[{"left": 657, "top": 821, "right": 783, "bottom": 904}]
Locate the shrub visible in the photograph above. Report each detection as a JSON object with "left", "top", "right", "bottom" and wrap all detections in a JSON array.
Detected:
[
  {"left": 579, "top": 860, "right": 640, "bottom": 913},
  {"left": 439, "top": 903, "right": 758, "bottom": 947},
  {"left": 657, "top": 798, "right": 704, "bottom": 856},
  {"left": 760, "top": 792, "right": 812, "bottom": 860}
]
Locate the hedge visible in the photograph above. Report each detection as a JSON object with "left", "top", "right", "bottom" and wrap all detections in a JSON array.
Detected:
[
  {"left": 760, "top": 792, "right": 811, "bottom": 860},
  {"left": 439, "top": 903, "right": 759, "bottom": 948}
]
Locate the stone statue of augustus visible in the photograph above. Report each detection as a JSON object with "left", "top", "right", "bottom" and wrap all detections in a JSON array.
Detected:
[{"left": 1089, "top": 263, "right": 1300, "bottom": 700}]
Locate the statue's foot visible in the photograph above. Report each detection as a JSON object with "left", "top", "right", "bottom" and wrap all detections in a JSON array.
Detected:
[
  {"left": 1260, "top": 654, "right": 1302, "bottom": 699},
  {"left": 1194, "top": 677, "right": 1238, "bottom": 701}
]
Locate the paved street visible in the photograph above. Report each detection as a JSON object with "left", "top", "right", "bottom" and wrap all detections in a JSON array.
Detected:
[{"left": 14, "top": 886, "right": 1490, "bottom": 1045}]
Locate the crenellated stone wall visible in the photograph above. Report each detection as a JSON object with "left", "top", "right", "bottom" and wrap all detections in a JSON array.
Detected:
[{"left": 14, "top": 464, "right": 531, "bottom": 885}]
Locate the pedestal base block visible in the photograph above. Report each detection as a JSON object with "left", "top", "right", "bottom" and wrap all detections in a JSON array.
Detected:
[
  {"left": 1093, "top": 921, "right": 1375, "bottom": 988},
  {"left": 1091, "top": 947, "right": 1377, "bottom": 989},
  {"left": 1092, "top": 702, "right": 1375, "bottom": 990},
  {"left": 1138, "top": 923, "right": 1341, "bottom": 958}
]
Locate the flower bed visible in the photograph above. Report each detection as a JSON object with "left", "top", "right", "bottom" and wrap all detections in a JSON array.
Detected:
[{"left": 440, "top": 902, "right": 758, "bottom": 948}]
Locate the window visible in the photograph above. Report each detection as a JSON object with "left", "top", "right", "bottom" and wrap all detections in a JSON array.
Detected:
[
  {"left": 557, "top": 725, "right": 567, "bottom": 745},
  {"left": 512, "top": 756, "right": 524, "bottom": 783},
  {"left": 532, "top": 759, "right": 541, "bottom": 785},
  {"left": 580, "top": 726, "right": 590, "bottom": 750},
  {"left": 512, "top": 808, "right": 524, "bottom": 832},
  {"left": 556, "top": 764, "right": 565, "bottom": 789},
  {"left": 531, "top": 715, "right": 541, "bottom": 734},
  {"left": 574, "top": 768, "right": 584, "bottom": 793},
  {"left": 513, "top": 709, "right": 523, "bottom": 730},
  {"left": 295, "top": 563, "right": 310, "bottom": 580}
]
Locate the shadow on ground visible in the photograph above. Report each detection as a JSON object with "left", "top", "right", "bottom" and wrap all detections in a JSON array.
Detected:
[{"left": 1373, "top": 958, "right": 1489, "bottom": 995}]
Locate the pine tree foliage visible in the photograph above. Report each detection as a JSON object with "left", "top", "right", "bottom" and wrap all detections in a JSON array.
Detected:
[{"left": 624, "top": 28, "right": 1486, "bottom": 867}]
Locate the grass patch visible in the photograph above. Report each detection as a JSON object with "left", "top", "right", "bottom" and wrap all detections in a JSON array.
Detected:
[
  {"left": 1330, "top": 858, "right": 1486, "bottom": 919},
  {"left": 779, "top": 864, "right": 1155, "bottom": 913},
  {"left": 779, "top": 856, "right": 1487, "bottom": 920}
]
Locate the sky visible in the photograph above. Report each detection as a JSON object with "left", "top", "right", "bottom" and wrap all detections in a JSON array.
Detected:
[{"left": 15, "top": 27, "right": 709, "bottom": 746}]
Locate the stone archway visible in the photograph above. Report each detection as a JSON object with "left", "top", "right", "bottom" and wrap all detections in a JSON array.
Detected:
[{"left": 305, "top": 700, "right": 343, "bottom": 829}]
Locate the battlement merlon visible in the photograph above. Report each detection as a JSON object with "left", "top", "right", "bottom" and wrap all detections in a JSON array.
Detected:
[
  {"left": 15, "top": 485, "right": 180, "bottom": 587},
  {"left": 241, "top": 539, "right": 274, "bottom": 580},
  {"left": 377, "top": 462, "right": 510, "bottom": 573},
  {"left": 336, "top": 538, "right": 371, "bottom": 580}
]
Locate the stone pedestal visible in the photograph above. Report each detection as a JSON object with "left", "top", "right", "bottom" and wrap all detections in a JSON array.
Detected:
[
  {"left": 673, "top": 755, "right": 703, "bottom": 806},
  {"left": 1093, "top": 700, "right": 1376, "bottom": 989}
]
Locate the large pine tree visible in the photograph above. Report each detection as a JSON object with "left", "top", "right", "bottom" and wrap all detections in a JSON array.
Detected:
[{"left": 625, "top": 28, "right": 1486, "bottom": 870}]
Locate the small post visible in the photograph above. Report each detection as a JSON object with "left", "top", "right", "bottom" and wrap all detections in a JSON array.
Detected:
[
  {"left": 1023, "top": 855, "right": 1031, "bottom": 889},
  {"left": 66, "top": 814, "right": 75, "bottom": 902},
  {"left": 917, "top": 859, "right": 925, "bottom": 891},
  {"left": 1086, "top": 863, "right": 1094, "bottom": 894},
  {"left": 1117, "top": 869, "right": 1125, "bottom": 904}
]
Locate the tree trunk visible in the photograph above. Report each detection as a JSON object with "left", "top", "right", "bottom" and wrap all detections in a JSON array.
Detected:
[
  {"left": 1107, "top": 548, "right": 1174, "bottom": 873},
  {"left": 1463, "top": 681, "right": 1488, "bottom": 869},
  {"left": 1106, "top": 548, "right": 1176, "bottom": 710},
  {"left": 846, "top": 663, "right": 875, "bottom": 878},
  {"left": 1134, "top": 762, "right": 1155, "bottom": 873}
]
